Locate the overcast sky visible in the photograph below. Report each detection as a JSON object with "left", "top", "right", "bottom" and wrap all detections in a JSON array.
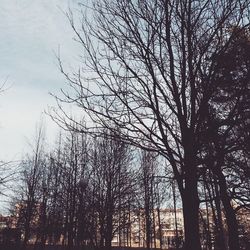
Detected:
[{"left": 0, "top": 0, "right": 82, "bottom": 161}]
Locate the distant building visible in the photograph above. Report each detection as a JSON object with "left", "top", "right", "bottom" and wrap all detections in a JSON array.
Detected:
[
  {"left": 8, "top": 203, "right": 250, "bottom": 249},
  {"left": 112, "top": 208, "right": 184, "bottom": 249}
]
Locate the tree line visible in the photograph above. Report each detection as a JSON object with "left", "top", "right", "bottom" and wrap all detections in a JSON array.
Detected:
[
  {"left": 48, "top": 1, "right": 250, "bottom": 250},
  {"left": 13, "top": 126, "right": 172, "bottom": 250},
  {"left": 12, "top": 119, "right": 249, "bottom": 250},
  {"left": 2, "top": 1, "right": 250, "bottom": 250}
]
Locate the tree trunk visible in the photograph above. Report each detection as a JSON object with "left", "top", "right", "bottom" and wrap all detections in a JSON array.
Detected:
[
  {"left": 213, "top": 180, "right": 227, "bottom": 250},
  {"left": 181, "top": 171, "right": 201, "bottom": 250},
  {"left": 217, "top": 172, "right": 240, "bottom": 250},
  {"left": 173, "top": 181, "right": 180, "bottom": 249},
  {"left": 105, "top": 212, "right": 113, "bottom": 250},
  {"left": 145, "top": 206, "right": 152, "bottom": 250},
  {"left": 157, "top": 207, "right": 163, "bottom": 250},
  {"left": 179, "top": 138, "right": 201, "bottom": 250},
  {"left": 203, "top": 179, "right": 212, "bottom": 250},
  {"left": 22, "top": 202, "right": 33, "bottom": 250}
]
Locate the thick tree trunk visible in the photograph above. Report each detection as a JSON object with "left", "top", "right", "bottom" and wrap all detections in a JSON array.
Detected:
[
  {"left": 182, "top": 170, "right": 201, "bottom": 250},
  {"left": 217, "top": 172, "right": 240, "bottom": 250},
  {"left": 105, "top": 212, "right": 113, "bottom": 250},
  {"left": 179, "top": 136, "right": 201, "bottom": 250}
]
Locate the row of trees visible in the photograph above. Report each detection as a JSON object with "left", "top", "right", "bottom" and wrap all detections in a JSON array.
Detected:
[
  {"left": 13, "top": 121, "right": 249, "bottom": 250},
  {"left": 5, "top": 1, "right": 250, "bottom": 250},
  {"left": 14, "top": 126, "right": 172, "bottom": 250},
  {"left": 45, "top": 1, "right": 250, "bottom": 250}
]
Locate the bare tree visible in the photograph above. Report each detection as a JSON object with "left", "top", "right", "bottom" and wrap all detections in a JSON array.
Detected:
[
  {"left": 16, "top": 124, "right": 47, "bottom": 250},
  {"left": 138, "top": 150, "right": 157, "bottom": 250},
  {"left": 50, "top": 1, "right": 250, "bottom": 249},
  {"left": 200, "top": 26, "right": 250, "bottom": 250},
  {"left": 45, "top": 135, "right": 65, "bottom": 246},
  {"left": 87, "top": 130, "right": 135, "bottom": 250}
]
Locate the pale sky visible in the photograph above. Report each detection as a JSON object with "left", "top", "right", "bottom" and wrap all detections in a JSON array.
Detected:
[{"left": 0, "top": 0, "right": 82, "bottom": 161}]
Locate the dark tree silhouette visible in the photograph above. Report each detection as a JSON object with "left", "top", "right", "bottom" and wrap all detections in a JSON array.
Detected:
[
  {"left": 87, "top": 130, "right": 135, "bottom": 250},
  {"left": 50, "top": 1, "right": 250, "bottom": 249},
  {"left": 200, "top": 26, "right": 250, "bottom": 250},
  {"left": 16, "top": 125, "right": 47, "bottom": 250}
]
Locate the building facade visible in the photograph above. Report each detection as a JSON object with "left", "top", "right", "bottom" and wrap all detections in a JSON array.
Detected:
[{"left": 112, "top": 208, "right": 184, "bottom": 249}]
